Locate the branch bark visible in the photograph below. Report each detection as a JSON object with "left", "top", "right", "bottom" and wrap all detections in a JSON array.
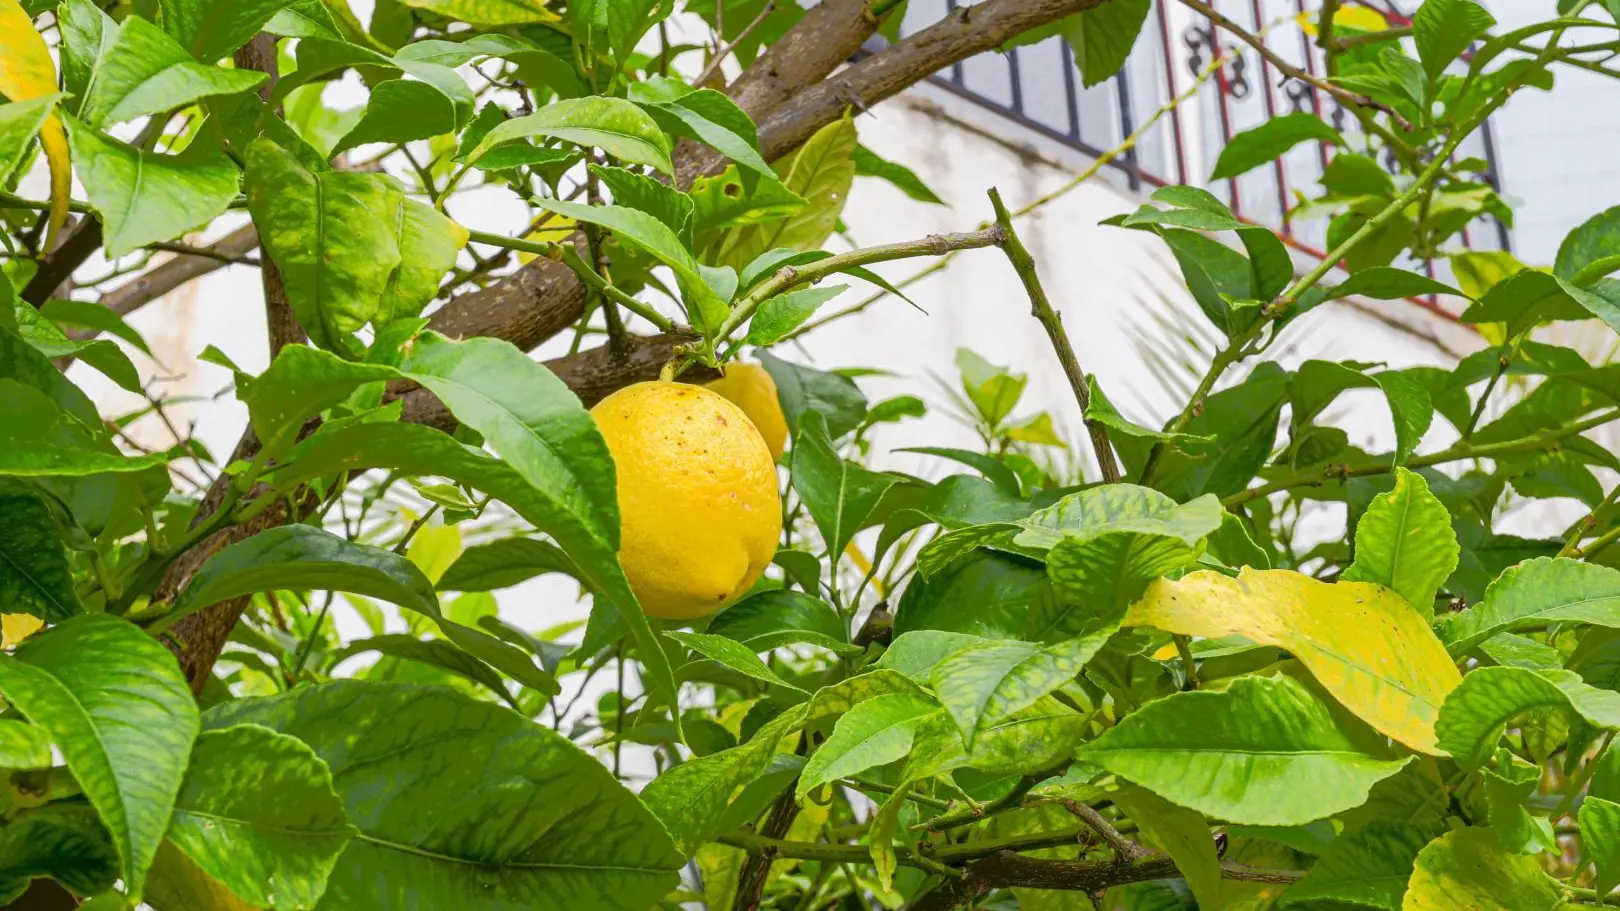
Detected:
[{"left": 425, "top": 0, "right": 1117, "bottom": 354}]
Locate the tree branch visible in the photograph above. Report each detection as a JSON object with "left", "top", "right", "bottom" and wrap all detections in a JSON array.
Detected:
[
  {"left": 425, "top": 0, "right": 1120, "bottom": 354},
  {"left": 21, "top": 217, "right": 102, "bottom": 306},
  {"left": 987, "top": 188, "right": 1122, "bottom": 484}
]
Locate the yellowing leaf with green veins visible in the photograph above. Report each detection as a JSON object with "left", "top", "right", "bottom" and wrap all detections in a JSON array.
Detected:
[
  {"left": 0, "top": 0, "right": 70, "bottom": 248},
  {"left": 1401, "top": 827, "right": 1565, "bottom": 911},
  {"left": 1124, "top": 568, "right": 1461, "bottom": 754}
]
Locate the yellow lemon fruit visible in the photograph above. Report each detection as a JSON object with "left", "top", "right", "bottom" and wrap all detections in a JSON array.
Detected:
[
  {"left": 591, "top": 381, "right": 782, "bottom": 621},
  {"left": 705, "top": 362, "right": 789, "bottom": 459}
]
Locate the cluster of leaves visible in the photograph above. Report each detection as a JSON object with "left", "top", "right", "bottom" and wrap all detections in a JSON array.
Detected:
[{"left": 11, "top": 0, "right": 1620, "bottom": 909}]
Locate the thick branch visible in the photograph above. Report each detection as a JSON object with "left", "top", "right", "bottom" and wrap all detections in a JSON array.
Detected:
[
  {"left": 427, "top": 0, "right": 1117, "bottom": 353},
  {"left": 21, "top": 217, "right": 102, "bottom": 306}
]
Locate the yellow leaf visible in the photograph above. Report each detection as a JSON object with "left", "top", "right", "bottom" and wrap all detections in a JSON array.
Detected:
[
  {"left": 1124, "top": 568, "right": 1462, "bottom": 755},
  {"left": 0, "top": 0, "right": 70, "bottom": 249},
  {"left": 517, "top": 214, "right": 577, "bottom": 264},
  {"left": 1297, "top": 7, "right": 1389, "bottom": 36},
  {"left": 2, "top": 613, "right": 43, "bottom": 648}
]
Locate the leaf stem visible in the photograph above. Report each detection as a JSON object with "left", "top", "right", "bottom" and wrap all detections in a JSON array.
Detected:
[
  {"left": 987, "top": 188, "right": 1122, "bottom": 484},
  {"left": 464, "top": 228, "right": 677, "bottom": 333},
  {"left": 711, "top": 227, "right": 1004, "bottom": 349},
  {"left": 1223, "top": 408, "right": 1620, "bottom": 507},
  {"left": 1178, "top": 0, "right": 1412, "bottom": 131}
]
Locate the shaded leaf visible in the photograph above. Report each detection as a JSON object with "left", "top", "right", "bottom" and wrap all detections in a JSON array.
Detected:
[
  {"left": 791, "top": 410, "right": 902, "bottom": 560},
  {"left": 205, "top": 682, "right": 684, "bottom": 909},
  {"left": 1281, "top": 822, "right": 1430, "bottom": 910},
  {"left": 438, "top": 538, "right": 576, "bottom": 591},
  {"left": 167, "top": 724, "right": 351, "bottom": 910},
  {"left": 0, "top": 488, "right": 81, "bottom": 621},
  {"left": 0, "top": 615, "right": 199, "bottom": 902}
]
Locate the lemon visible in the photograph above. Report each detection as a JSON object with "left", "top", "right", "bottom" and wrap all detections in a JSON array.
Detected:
[
  {"left": 591, "top": 381, "right": 782, "bottom": 621},
  {"left": 705, "top": 362, "right": 789, "bottom": 459}
]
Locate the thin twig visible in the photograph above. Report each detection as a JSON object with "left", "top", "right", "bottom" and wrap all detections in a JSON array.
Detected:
[
  {"left": 1059, "top": 800, "right": 1144, "bottom": 862},
  {"left": 696, "top": 1, "right": 778, "bottom": 87},
  {"left": 1179, "top": 0, "right": 1414, "bottom": 131},
  {"left": 987, "top": 188, "right": 1121, "bottom": 484},
  {"left": 147, "top": 240, "right": 260, "bottom": 266}
]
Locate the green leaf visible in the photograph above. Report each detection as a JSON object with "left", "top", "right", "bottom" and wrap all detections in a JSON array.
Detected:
[
  {"left": 900, "top": 697, "right": 1091, "bottom": 784},
  {"left": 1111, "top": 785, "right": 1222, "bottom": 911},
  {"left": 852, "top": 144, "right": 944, "bottom": 205},
  {"left": 164, "top": 524, "right": 554, "bottom": 695},
  {"left": 332, "top": 76, "right": 465, "bottom": 155},
  {"left": 0, "top": 488, "right": 81, "bottom": 620},
  {"left": 245, "top": 139, "right": 403, "bottom": 355},
  {"left": 167, "top": 524, "right": 439, "bottom": 621},
  {"left": 797, "top": 693, "right": 940, "bottom": 798},
  {"left": 1288, "top": 361, "right": 1433, "bottom": 464},
  {"left": 0, "top": 718, "right": 51, "bottom": 768},
  {"left": 438, "top": 538, "right": 576, "bottom": 592},
  {"left": 717, "top": 113, "right": 857, "bottom": 271},
  {"left": 1558, "top": 205, "right": 1620, "bottom": 285},
  {"left": 39, "top": 298, "right": 152, "bottom": 355},
  {"left": 1036, "top": 529, "right": 1196, "bottom": 641},
  {"left": 1582, "top": 796, "right": 1620, "bottom": 896},
  {"left": 0, "top": 381, "right": 166, "bottom": 476},
  {"left": 956, "top": 348, "right": 1028, "bottom": 428},
  {"left": 1154, "top": 364, "right": 1288, "bottom": 499},
  {"left": 530, "top": 196, "right": 725, "bottom": 330},
  {"left": 0, "top": 615, "right": 199, "bottom": 902},
  {"left": 1459, "top": 269, "right": 1606, "bottom": 337},
  {"left": 589, "top": 163, "right": 693, "bottom": 239},
  {"left": 1434, "top": 666, "right": 1620, "bottom": 768},
  {"left": 1327, "top": 266, "right": 1464, "bottom": 302},
  {"left": 667, "top": 630, "right": 805, "bottom": 693},
  {"left": 157, "top": 0, "right": 294, "bottom": 62},
  {"left": 1059, "top": 0, "right": 1152, "bottom": 87},
  {"left": 878, "top": 630, "right": 996, "bottom": 681},
  {"left": 266, "top": 419, "right": 679, "bottom": 736},
  {"left": 1280, "top": 821, "right": 1430, "bottom": 910},
  {"left": 399, "top": 0, "right": 554, "bottom": 24},
  {"left": 338, "top": 633, "right": 515, "bottom": 699},
  {"left": 896, "top": 550, "right": 1045, "bottom": 640},
  {"left": 0, "top": 805, "right": 119, "bottom": 905},
  {"left": 1413, "top": 0, "right": 1496, "bottom": 84},
  {"left": 899, "top": 447, "right": 1022, "bottom": 496},
  {"left": 640, "top": 708, "right": 805, "bottom": 857},
  {"left": 1341, "top": 468, "right": 1459, "bottom": 618},
  {"left": 381, "top": 197, "right": 466, "bottom": 323},
  {"left": 0, "top": 95, "right": 55, "bottom": 180},
  {"left": 642, "top": 89, "right": 777, "bottom": 183},
  {"left": 757, "top": 349, "right": 867, "bottom": 440},
  {"left": 204, "top": 681, "right": 684, "bottom": 909},
  {"left": 1401, "top": 827, "right": 1563, "bottom": 911},
  {"left": 746, "top": 284, "right": 846, "bottom": 345},
  {"left": 804, "top": 670, "right": 927, "bottom": 730},
  {"left": 1210, "top": 113, "right": 1341, "bottom": 181},
  {"left": 931, "top": 632, "right": 1113, "bottom": 749},
  {"left": 791, "top": 411, "right": 902, "bottom": 559},
  {"left": 1440, "top": 557, "right": 1620, "bottom": 655},
  {"left": 468, "top": 96, "right": 672, "bottom": 174},
  {"left": 65, "top": 117, "right": 240, "bottom": 260},
  {"left": 707, "top": 590, "right": 849, "bottom": 652},
  {"left": 1015, "top": 484, "right": 1223, "bottom": 553},
  {"left": 79, "top": 15, "right": 265, "bottom": 128},
  {"left": 166, "top": 724, "right": 351, "bottom": 910},
  {"left": 10, "top": 301, "right": 143, "bottom": 394},
  {"left": 1080, "top": 675, "right": 1411, "bottom": 825}
]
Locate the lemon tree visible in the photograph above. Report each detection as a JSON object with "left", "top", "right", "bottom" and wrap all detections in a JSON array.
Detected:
[{"left": 6, "top": 0, "right": 1620, "bottom": 909}]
